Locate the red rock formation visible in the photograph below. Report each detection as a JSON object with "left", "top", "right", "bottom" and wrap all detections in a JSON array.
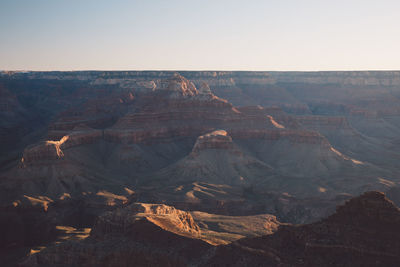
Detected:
[
  {"left": 191, "top": 130, "right": 235, "bottom": 153},
  {"left": 22, "top": 126, "right": 102, "bottom": 165},
  {"left": 158, "top": 72, "right": 199, "bottom": 98},
  {"left": 21, "top": 136, "right": 69, "bottom": 164},
  {"left": 103, "top": 76, "right": 324, "bottom": 148},
  {"left": 60, "top": 126, "right": 103, "bottom": 149},
  {"left": 103, "top": 76, "right": 239, "bottom": 144},
  {"left": 22, "top": 203, "right": 211, "bottom": 267},
  {"left": 91, "top": 203, "right": 201, "bottom": 239}
]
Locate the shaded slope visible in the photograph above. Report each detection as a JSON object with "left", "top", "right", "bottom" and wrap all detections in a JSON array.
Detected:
[
  {"left": 208, "top": 191, "right": 400, "bottom": 266},
  {"left": 152, "top": 130, "right": 274, "bottom": 187}
]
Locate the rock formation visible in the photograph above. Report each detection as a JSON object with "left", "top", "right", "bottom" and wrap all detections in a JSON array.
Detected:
[
  {"left": 207, "top": 191, "right": 400, "bottom": 266},
  {"left": 191, "top": 130, "right": 236, "bottom": 153},
  {"left": 1, "top": 71, "right": 400, "bottom": 265},
  {"left": 21, "top": 202, "right": 280, "bottom": 266},
  {"left": 20, "top": 192, "right": 400, "bottom": 267}
]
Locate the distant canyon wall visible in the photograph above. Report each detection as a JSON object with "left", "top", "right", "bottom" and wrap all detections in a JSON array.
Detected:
[{"left": 4, "top": 70, "right": 400, "bottom": 87}]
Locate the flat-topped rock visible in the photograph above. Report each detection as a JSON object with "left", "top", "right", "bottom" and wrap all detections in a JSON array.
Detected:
[{"left": 192, "top": 130, "right": 234, "bottom": 153}]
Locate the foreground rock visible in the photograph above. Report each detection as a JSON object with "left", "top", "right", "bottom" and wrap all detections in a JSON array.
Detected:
[
  {"left": 21, "top": 191, "right": 400, "bottom": 266},
  {"left": 208, "top": 191, "right": 400, "bottom": 266},
  {"left": 21, "top": 203, "right": 280, "bottom": 266}
]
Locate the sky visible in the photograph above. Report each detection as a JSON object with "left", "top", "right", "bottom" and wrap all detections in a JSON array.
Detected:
[{"left": 1, "top": 0, "right": 400, "bottom": 71}]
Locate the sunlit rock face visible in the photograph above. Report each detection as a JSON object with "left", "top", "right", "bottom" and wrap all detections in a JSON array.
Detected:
[
  {"left": 21, "top": 203, "right": 210, "bottom": 267},
  {"left": 91, "top": 202, "right": 202, "bottom": 238},
  {"left": 22, "top": 137, "right": 68, "bottom": 164},
  {"left": 21, "top": 201, "right": 282, "bottom": 266},
  {"left": 191, "top": 130, "right": 234, "bottom": 153},
  {"left": 159, "top": 73, "right": 199, "bottom": 98}
]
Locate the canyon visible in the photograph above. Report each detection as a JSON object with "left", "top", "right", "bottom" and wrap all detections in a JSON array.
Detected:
[{"left": 1, "top": 71, "right": 400, "bottom": 266}]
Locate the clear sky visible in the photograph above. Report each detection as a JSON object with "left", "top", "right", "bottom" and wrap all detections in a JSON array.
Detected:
[{"left": 1, "top": 0, "right": 400, "bottom": 71}]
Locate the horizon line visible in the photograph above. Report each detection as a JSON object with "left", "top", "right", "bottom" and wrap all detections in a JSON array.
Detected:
[{"left": 3, "top": 69, "right": 400, "bottom": 73}]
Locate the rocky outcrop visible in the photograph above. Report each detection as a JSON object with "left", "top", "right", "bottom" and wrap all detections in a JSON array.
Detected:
[
  {"left": 60, "top": 126, "right": 102, "bottom": 149},
  {"left": 21, "top": 136, "right": 69, "bottom": 164},
  {"left": 158, "top": 73, "right": 200, "bottom": 98},
  {"left": 20, "top": 201, "right": 282, "bottom": 266},
  {"left": 103, "top": 76, "right": 238, "bottom": 144},
  {"left": 22, "top": 203, "right": 211, "bottom": 267},
  {"left": 91, "top": 202, "right": 201, "bottom": 238},
  {"left": 22, "top": 127, "right": 102, "bottom": 165},
  {"left": 328, "top": 191, "right": 400, "bottom": 225},
  {"left": 191, "top": 130, "right": 235, "bottom": 153}
]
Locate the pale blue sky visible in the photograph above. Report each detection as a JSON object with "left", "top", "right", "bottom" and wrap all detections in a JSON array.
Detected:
[{"left": 1, "top": 0, "right": 399, "bottom": 71}]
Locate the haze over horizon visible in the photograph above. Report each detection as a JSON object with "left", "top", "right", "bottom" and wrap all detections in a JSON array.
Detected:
[{"left": 1, "top": 0, "right": 400, "bottom": 71}]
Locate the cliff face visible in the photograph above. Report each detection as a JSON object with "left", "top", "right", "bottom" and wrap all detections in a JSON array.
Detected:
[
  {"left": 191, "top": 130, "right": 235, "bottom": 153},
  {"left": 7, "top": 70, "right": 400, "bottom": 86}
]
